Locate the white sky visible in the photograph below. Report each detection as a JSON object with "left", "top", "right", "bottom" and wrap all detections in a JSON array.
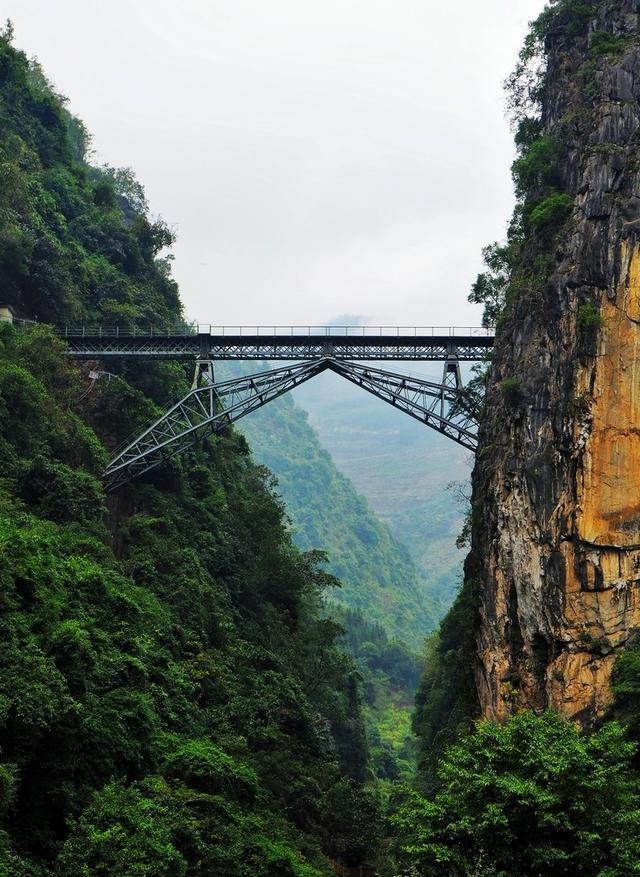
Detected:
[{"left": 7, "top": 0, "right": 544, "bottom": 328}]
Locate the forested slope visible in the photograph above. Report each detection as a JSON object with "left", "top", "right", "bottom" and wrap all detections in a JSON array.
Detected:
[
  {"left": 236, "top": 382, "right": 440, "bottom": 645},
  {"left": 222, "top": 366, "right": 437, "bottom": 778},
  {"left": 0, "top": 30, "right": 382, "bottom": 875},
  {"left": 294, "top": 372, "right": 469, "bottom": 608},
  {"left": 235, "top": 372, "right": 432, "bottom": 780}
]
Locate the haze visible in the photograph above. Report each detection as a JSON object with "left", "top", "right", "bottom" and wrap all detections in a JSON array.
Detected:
[{"left": 7, "top": 0, "right": 544, "bottom": 327}]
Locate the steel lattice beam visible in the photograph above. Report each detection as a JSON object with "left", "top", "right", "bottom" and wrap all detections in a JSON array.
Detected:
[
  {"left": 104, "top": 359, "right": 330, "bottom": 491},
  {"left": 324, "top": 360, "right": 478, "bottom": 451},
  {"left": 63, "top": 331, "right": 493, "bottom": 362},
  {"left": 104, "top": 357, "right": 478, "bottom": 489}
]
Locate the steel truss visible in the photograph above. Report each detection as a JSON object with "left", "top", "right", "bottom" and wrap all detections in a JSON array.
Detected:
[
  {"left": 104, "top": 359, "right": 330, "bottom": 491},
  {"left": 105, "top": 357, "right": 478, "bottom": 490},
  {"left": 63, "top": 332, "right": 493, "bottom": 362},
  {"left": 327, "top": 360, "right": 478, "bottom": 451}
]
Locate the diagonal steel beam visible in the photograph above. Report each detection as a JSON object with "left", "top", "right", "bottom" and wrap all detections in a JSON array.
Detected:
[
  {"left": 324, "top": 360, "right": 478, "bottom": 452},
  {"left": 104, "top": 356, "right": 478, "bottom": 491},
  {"left": 104, "top": 359, "right": 330, "bottom": 490}
]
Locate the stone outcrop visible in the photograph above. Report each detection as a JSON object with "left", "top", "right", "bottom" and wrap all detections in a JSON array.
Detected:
[{"left": 473, "top": 0, "right": 640, "bottom": 725}]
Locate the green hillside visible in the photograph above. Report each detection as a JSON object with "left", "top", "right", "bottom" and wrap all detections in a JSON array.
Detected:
[
  {"left": 236, "top": 384, "right": 438, "bottom": 780},
  {"left": 0, "top": 32, "right": 383, "bottom": 874},
  {"left": 293, "top": 369, "right": 471, "bottom": 605},
  {"left": 236, "top": 380, "right": 440, "bottom": 647}
]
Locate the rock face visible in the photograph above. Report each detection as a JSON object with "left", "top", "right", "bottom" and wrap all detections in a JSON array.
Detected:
[{"left": 473, "top": 0, "right": 640, "bottom": 725}]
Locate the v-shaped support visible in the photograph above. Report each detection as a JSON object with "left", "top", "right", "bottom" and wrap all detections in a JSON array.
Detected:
[
  {"left": 325, "top": 360, "right": 478, "bottom": 451},
  {"left": 104, "top": 359, "right": 330, "bottom": 491},
  {"left": 104, "top": 357, "right": 478, "bottom": 490}
]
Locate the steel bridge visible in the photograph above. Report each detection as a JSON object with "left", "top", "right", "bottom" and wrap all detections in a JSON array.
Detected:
[
  {"left": 47, "top": 323, "right": 494, "bottom": 490},
  {"left": 58, "top": 324, "right": 493, "bottom": 362}
]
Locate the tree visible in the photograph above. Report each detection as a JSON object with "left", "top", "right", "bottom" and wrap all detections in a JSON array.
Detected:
[
  {"left": 392, "top": 711, "right": 640, "bottom": 877},
  {"left": 1, "top": 19, "right": 13, "bottom": 43},
  {"left": 468, "top": 243, "right": 511, "bottom": 328}
]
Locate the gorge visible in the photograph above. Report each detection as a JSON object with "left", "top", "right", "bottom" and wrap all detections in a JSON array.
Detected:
[{"left": 4, "top": 2, "right": 640, "bottom": 875}]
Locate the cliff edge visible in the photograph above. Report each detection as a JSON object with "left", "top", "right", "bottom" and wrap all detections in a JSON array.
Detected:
[{"left": 473, "top": 0, "right": 640, "bottom": 724}]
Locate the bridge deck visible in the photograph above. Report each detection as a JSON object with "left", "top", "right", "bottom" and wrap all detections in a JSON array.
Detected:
[{"left": 56, "top": 326, "right": 495, "bottom": 361}]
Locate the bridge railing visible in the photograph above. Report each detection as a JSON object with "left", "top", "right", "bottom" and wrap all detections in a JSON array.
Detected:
[{"left": 50, "top": 324, "right": 495, "bottom": 338}]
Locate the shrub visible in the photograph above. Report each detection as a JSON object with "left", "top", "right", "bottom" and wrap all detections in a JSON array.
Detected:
[
  {"left": 498, "top": 377, "right": 522, "bottom": 406},
  {"left": 589, "top": 30, "right": 627, "bottom": 57},
  {"left": 56, "top": 782, "right": 187, "bottom": 877},
  {"left": 577, "top": 302, "right": 604, "bottom": 328},
  {"left": 528, "top": 192, "right": 574, "bottom": 234},
  {"left": 512, "top": 136, "right": 563, "bottom": 198},
  {"left": 18, "top": 458, "right": 105, "bottom": 522},
  {"left": 390, "top": 712, "right": 640, "bottom": 877},
  {"left": 162, "top": 740, "right": 259, "bottom": 802}
]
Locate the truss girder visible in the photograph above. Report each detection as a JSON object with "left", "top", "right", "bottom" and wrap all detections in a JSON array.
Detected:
[
  {"left": 104, "top": 360, "right": 329, "bottom": 491},
  {"left": 325, "top": 360, "right": 478, "bottom": 452},
  {"left": 64, "top": 333, "right": 493, "bottom": 362},
  {"left": 104, "top": 357, "right": 478, "bottom": 489}
]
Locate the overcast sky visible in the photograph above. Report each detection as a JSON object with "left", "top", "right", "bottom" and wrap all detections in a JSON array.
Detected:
[{"left": 8, "top": 0, "right": 544, "bottom": 328}]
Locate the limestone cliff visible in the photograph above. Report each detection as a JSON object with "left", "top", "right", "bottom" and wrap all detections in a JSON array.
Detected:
[{"left": 473, "top": 0, "right": 640, "bottom": 724}]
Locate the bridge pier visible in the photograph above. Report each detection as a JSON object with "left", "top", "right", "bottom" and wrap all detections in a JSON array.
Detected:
[{"left": 191, "top": 358, "right": 216, "bottom": 390}]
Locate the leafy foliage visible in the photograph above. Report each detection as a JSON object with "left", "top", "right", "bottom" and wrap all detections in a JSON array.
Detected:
[
  {"left": 0, "top": 34, "right": 381, "bottom": 875},
  {"left": 339, "top": 608, "right": 423, "bottom": 780},
  {"left": 527, "top": 192, "right": 574, "bottom": 235},
  {"left": 0, "top": 34, "right": 179, "bottom": 325},
  {"left": 589, "top": 30, "right": 628, "bottom": 58},
  {"left": 412, "top": 578, "right": 479, "bottom": 787},
  {"left": 497, "top": 376, "right": 522, "bottom": 406},
  {"left": 512, "top": 134, "right": 563, "bottom": 199},
  {"left": 391, "top": 712, "right": 640, "bottom": 877},
  {"left": 577, "top": 301, "right": 604, "bottom": 328},
  {"left": 0, "top": 314, "right": 374, "bottom": 877},
  {"left": 468, "top": 243, "right": 512, "bottom": 327}
]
